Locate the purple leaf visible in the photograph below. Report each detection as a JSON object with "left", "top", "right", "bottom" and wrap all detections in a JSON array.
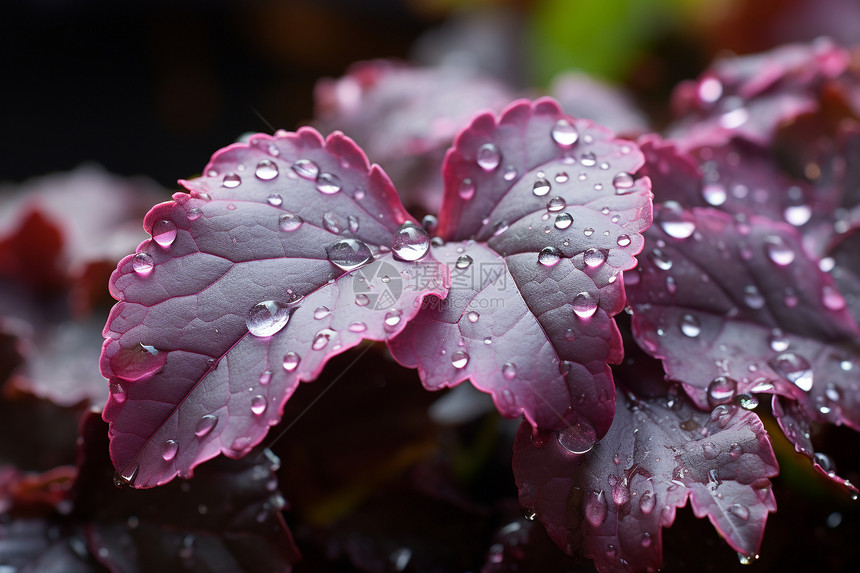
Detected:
[
  {"left": 550, "top": 72, "right": 649, "bottom": 137},
  {"left": 627, "top": 206, "right": 860, "bottom": 488},
  {"left": 389, "top": 98, "right": 652, "bottom": 438},
  {"left": 100, "top": 128, "right": 447, "bottom": 487},
  {"left": 513, "top": 388, "right": 778, "bottom": 572}
]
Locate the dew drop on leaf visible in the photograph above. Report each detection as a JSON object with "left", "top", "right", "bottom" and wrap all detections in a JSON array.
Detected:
[
  {"left": 251, "top": 395, "right": 267, "bottom": 415},
  {"left": 161, "top": 439, "right": 178, "bottom": 461},
  {"left": 678, "top": 313, "right": 701, "bottom": 337},
  {"left": 532, "top": 178, "right": 551, "bottom": 197},
  {"left": 152, "top": 220, "right": 177, "bottom": 247},
  {"left": 743, "top": 285, "right": 765, "bottom": 309},
  {"left": 822, "top": 285, "right": 846, "bottom": 311},
  {"left": 617, "top": 234, "right": 631, "bottom": 247},
  {"left": 612, "top": 172, "right": 635, "bottom": 193},
  {"left": 573, "top": 292, "right": 598, "bottom": 318},
  {"left": 769, "top": 352, "right": 814, "bottom": 391},
  {"left": 222, "top": 173, "right": 242, "bottom": 188},
  {"left": 538, "top": 246, "right": 562, "bottom": 267},
  {"left": 503, "top": 165, "right": 518, "bottom": 181},
  {"left": 764, "top": 235, "right": 795, "bottom": 266},
  {"left": 456, "top": 254, "right": 473, "bottom": 269},
  {"left": 451, "top": 350, "right": 469, "bottom": 369},
  {"left": 547, "top": 196, "right": 566, "bottom": 212},
  {"left": 728, "top": 504, "right": 750, "bottom": 521},
  {"left": 312, "top": 328, "right": 336, "bottom": 350},
  {"left": 255, "top": 159, "right": 279, "bottom": 181},
  {"left": 551, "top": 118, "right": 579, "bottom": 147},
  {"left": 267, "top": 193, "right": 283, "bottom": 206},
  {"left": 392, "top": 222, "right": 431, "bottom": 261},
  {"left": 768, "top": 328, "right": 790, "bottom": 352},
  {"left": 580, "top": 151, "right": 597, "bottom": 167},
  {"left": 354, "top": 294, "right": 370, "bottom": 307},
  {"left": 702, "top": 182, "right": 727, "bottom": 206},
  {"left": 291, "top": 158, "right": 319, "bottom": 180},
  {"left": 326, "top": 238, "right": 373, "bottom": 271},
  {"left": 316, "top": 172, "right": 342, "bottom": 194},
  {"left": 313, "top": 306, "right": 331, "bottom": 320},
  {"left": 278, "top": 212, "right": 303, "bottom": 232},
  {"left": 784, "top": 204, "right": 812, "bottom": 226},
  {"left": 476, "top": 143, "right": 502, "bottom": 171},
  {"left": 459, "top": 178, "right": 476, "bottom": 200},
  {"left": 132, "top": 252, "right": 154, "bottom": 275},
  {"left": 466, "top": 311, "right": 479, "bottom": 323},
  {"left": 246, "top": 301, "right": 292, "bottom": 337},
  {"left": 259, "top": 370, "right": 271, "bottom": 385},
  {"left": 557, "top": 421, "right": 597, "bottom": 455},
  {"left": 583, "top": 248, "right": 607, "bottom": 268},
  {"left": 707, "top": 376, "right": 738, "bottom": 407},
  {"left": 194, "top": 414, "right": 218, "bottom": 437},
  {"left": 384, "top": 310, "right": 402, "bottom": 331},
  {"left": 282, "top": 351, "right": 300, "bottom": 372},
  {"left": 348, "top": 321, "right": 367, "bottom": 333},
  {"left": 502, "top": 362, "right": 516, "bottom": 380}
]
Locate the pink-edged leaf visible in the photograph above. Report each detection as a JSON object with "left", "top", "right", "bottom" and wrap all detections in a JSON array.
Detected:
[
  {"left": 389, "top": 98, "right": 653, "bottom": 439},
  {"left": 627, "top": 206, "right": 860, "bottom": 488},
  {"left": 314, "top": 59, "right": 515, "bottom": 213},
  {"left": 513, "top": 388, "right": 778, "bottom": 572},
  {"left": 670, "top": 39, "right": 850, "bottom": 148},
  {"left": 100, "top": 128, "right": 447, "bottom": 488}
]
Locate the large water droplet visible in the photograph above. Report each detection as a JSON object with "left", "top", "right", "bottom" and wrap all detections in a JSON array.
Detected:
[
  {"left": 660, "top": 214, "right": 696, "bottom": 239},
  {"left": 580, "top": 151, "right": 597, "bottom": 167},
  {"left": 312, "top": 328, "right": 336, "bottom": 350},
  {"left": 557, "top": 420, "right": 597, "bottom": 454},
  {"left": 451, "top": 350, "right": 469, "bottom": 369},
  {"left": 822, "top": 285, "right": 846, "bottom": 310},
  {"left": 538, "top": 246, "right": 562, "bottom": 267},
  {"left": 194, "top": 414, "right": 218, "bottom": 437},
  {"left": 153, "top": 220, "right": 177, "bottom": 247},
  {"left": 616, "top": 234, "right": 631, "bottom": 247},
  {"left": 455, "top": 255, "right": 473, "bottom": 269},
  {"left": 679, "top": 313, "right": 701, "bottom": 337},
  {"left": 728, "top": 504, "right": 750, "bottom": 521},
  {"left": 702, "top": 441, "right": 720, "bottom": 460},
  {"left": 532, "top": 178, "right": 551, "bottom": 197},
  {"left": 554, "top": 212, "right": 573, "bottom": 230},
  {"left": 459, "top": 178, "right": 475, "bottom": 200},
  {"left": 583, "top": 248, "right": 607, "bottom": 268},
  {"left": 707, "top": 376, "right": 738, "bottom": 407},
  {"left": 316, "top": 172, "right": 342, "bottom": 194},
  {"left": 222, "top": 173, "right": 242, "bottom": 188},
  {"left": 278, "top": 212, "right": 303, "bottom": 232},
  {"left": 246, "top": 301, "right": 292, "bottom": 337},
  {"left": 547, "top": 196, "right": 566, "bottom": 212},
  {"left": 612, "top": 172, "right": 635, "bottom": 193},
  {"left": 313, "top": 306, "right": 331, "bottom": 320},
  {"left": 251, "top": 395, "right": 267, "bottom": 415},
  {"left": 326, "top": 238, "right": 373, "bottom": 271},
  {"left": 476, "top": 143, "right": 501, "bottom": 171},
  {"left": 573, "top": 291, "right": 598, "bottom": 318},
  {"left": 765, "top": 235, "right": 795, "bottom": 266},
  {"left": 551, "top": 119, "right": 579, "bottom": 147},
  {"left": 292, "top": 158, "right": 319, "bottom": 180},
  {"left": 503, "top": 165, "right": 518, "bottom": 181},
  {"left": 267, "top": 194, "right": 283, "bottom": 206},
  {"left": 784, "top": 204, "right": 812, "bottom": 226},
  {"left": 132, "top": 252, "right": 154, "bottom": 275},
  {"left": 702, "top": 182, "right": 727, "bottom": 206},
  {"left": 502, "top": 362, "right": 516, "bottom": 380},
  {"left": 162, "top": 440, "right": 178, "bottom": 461},
  {"left": 255, "top": 159, "right": 279, "bottom": 180},
  {"left": 769, "top": 352, "right": 813, "bottom": 391},
  {"left": 392, "top": 222, "right": 431, "bottom": 261},
  {"left": 282, "top": 351, "right": 300, "bottom": 372}
]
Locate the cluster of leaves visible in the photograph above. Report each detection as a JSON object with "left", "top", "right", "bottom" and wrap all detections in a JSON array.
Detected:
[{"left": 4, "top": 39, "right": 860, "bottom": 573}]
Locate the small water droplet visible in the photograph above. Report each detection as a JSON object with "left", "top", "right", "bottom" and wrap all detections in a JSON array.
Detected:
[
  {"left": 639, "top": 491, "right": 655, "bottom": 514},
  {"left": 186, "top": 207, "right": 202, "bottom": 221},
  {"left": 768, "top": 329, "right": 790, "bottom": 352},
  {"left": 322, "top": 212, "right": 344, "bottom": 234},
  {"left": 583, "top": 248, "right": 606, "bottom": 268},
  {"left": 822, "top": 285, "right": 846, "bottom": 310},
  {"left": 222, "top": 173, "right": 242, "bottom": 188},
  {"left": 326, "top": 238, "right": 373, "bottom": 271},
  {"left": 455, "top": 254, "right": 473, "bottom": 269},
  {"left": 734, "top": 393, "right": 759, "bottom": 410},
  {"left": 466, "top": 310, "right": 479, "bottom": 323},
  {"left": 282, "top": 352, "right": 300, "bottom": 372},
  {"left": 384, "top": 310, "right": 402, "bottom": 331},
  {"left": 702, "top": 441, "right": 720, "bottom": 459},
  {"left": 451, "top": 350, "right": 469, "bottom": 369},
  {"left": 251, "top": 395, "right": 267, "bottom": 415},
  {"left": 292, "top": 158, "right": 319, "bottom": 180},
  {"left": 348, "top": 321, "right": 367, "bottom": 333},
  {"left": 266, "top": 194, "right": 283, "bottom": 207},
  {"left": 728, "top": 503, "right": 750, "bottom": 521},
  {"left": 612, "top": 172, "right": 635, "bottom": 192},
  {"left": 255, "top": 159, "right": 279, "bottom": 180},
  {"left": 649, "top": 248, "right": 673, "bottom": 270},
  {"left": 392, "top": 222, "right": 431, "bottom": 261},
  {"left": 153, "top": 220, "right": 177, "bottom": 247},
  {"left": 743, "top": 285, "right": 765, "bottom": 309},
  {"left": 555, "top": 171, "right": 569, "bottom": 183},
  {"left": 502, "top": 362, "right": 516, "bottom": 380},
  {"left": 532, "top": 178, "right": 551, "bottom": 197},
  {"left": 769, "top": 352, "right": 813, "bottom": 391},
  {"left": 784, "top": 204, "right": 812, "bottom": 226},
  {"left": 316, "top": 172, "right": 342, "bottom": 194},
  {"left": 702, "top": 182, "right": 727, "bottom": 206},
  {"left": 679, "top": 313, "right": 701, "bottom": 337},
  {"left": 553, "top": 212, "right": 573, "bottom": 230},
  {"left": 552, "top": 119, "right": 579, "bottom": 147},
  {"left": 132, "top": 252, "right": 154, "bottom": 275},
  {"left": 348, "top": 215, "right": 359, "bottom": 234},
  {"left": 459, "top": 178, "right": 475, "bottom": 200},
  {"left": 476, "top": 143, "right": 501, "bottom": 171},
  {"left": 354, "top": 293, "right": 370, "bottom": 307},
  {"left": 583, "top": 227, "right": 595, "bottom": 237},
  {"left": 765, "top": 235, "right": 795, "bottom": 266},
  {"left": 195, "top": 414, "right": 218, "bottom": 437},
  {"left": 573, "top": 291, "right": 598, "bottom": 318},
  {"left": 259, "top": 370, "right": 271, "bottom": 385},
  {"left": 557, "top": 421, "right": 597, "bottom": 454},
  {"left": 617, "top": 234, "right": 631, "bottom": 247},
  {"left": 538, "top": 246, "right": 562, "bottom": 267},
  {"left": 547, "top": 196, "right": 566, "bottom": 212},
  {"left": 707, "top": 376, "right": 738, "bottom": 407},
  {"left": 313, "top": 306, "right": 331, "bottom": 320},
  {"left": 278, "top": 212, "right": 303, "bottom": 232},
  {"left": 161, "top": 439, "right": 178, "bottom": 461},
  {"left": 247, "top": 301, "right": 292, "bottom": 337}
]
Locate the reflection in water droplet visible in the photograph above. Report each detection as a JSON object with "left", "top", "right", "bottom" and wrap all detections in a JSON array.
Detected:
[
  {"left": 538, "top": 246, "right": 562, "bottom": 267},
  {"left": 316, "top": 172, "right": 342, "bottom": 194},
  {"left": 503, "top": 165, "right": 518, "bottom": 181},
  {"left": 392, "top": 222, "right": 431, "bottom": 261},
  {"left": 153, "top": 220, "right": 177, "bottom": 247},
  {"left": 702, "top": 182, "right": 727, "bottom": 206},
  {"left": 583, "top": 248, "right": 606, "bottom": 268},
  {"left": 551, "top": 119, "right": 579, "bottom": 147},
  {"left": 246, "top": 301, "right": 292, "bottom": 337},
  {"left": 707, "top": 376, "right": 737, "bottom": 408},
  {"left": 354, "top": 294, "right": 370, "bottom": 307},
  {"left": 195, "top": 414, "right": 218, "bottom": 437},
  {"left": 278, "top": 212, "right": 303, "bottom": 232},
  {"left": 557, "top": 420, "right": 597, "bottom": 454},
  {"left": 679, "top": 313, "right": 701, "bottom": 337},
  {"left": 326, "top": 239, "right": 373, "bottom": 271},
  {"left": 573, "top": 292, "right": 598, "bottom": 318},
  {"left": 459, "top": 179, "right": 475, "bottom": 200},
  {"left": 769, "top": 352, "right": 814, "bottom": 391},
  {"left": 162, "top": 440, "right": 178, "bottom": 461},
  {"left": 312, "top": 328, "right": 336, "bottom": 350},
  {"left": 456, "top": 255, "right": 473, "bottom": 269},
  {"left": 547, "top": 196, "right": 566, "bottom": 212},
  {"left": 532, "top": 178, "right": 551, "bottom": 197},
  {"left": 502, "top": 362, "right": 516, "bottom": 380},
  {"left": 617, "top": 234, "right": 631, "bottom": 247},
  {"left": 222, "top": 173, "right": 242, "bottom": 188},
  {"left": 612, "top": 172, "right": 635, "bottom": 192},
  {"left": 282, "top": 352, "right": 300, "bottom": 372},
  {"left": 292, "top": 159, "right": 319, "bottom": 180},
  {"left": 251, "top": 395, "right": 267, "bottom": 415},
  {"left": 255, "top": 159, "right": 279, "bottom": 180},
  {"left": 765, "top": 235, "right": 795, "bottom": 266},
  {"left": 466, "top": 311, "right": 479, "bottom": 323},
  {"left": 451, "top": 350, "right": 469, "bottom": 369},
  {"left": 132, "top": 252, "right": 154, "bottom": 275},
  {"left": 476, "top": 143, "right": 502, "bottom": 171},
  {"left": 554, "top": 212, "right": 573, "bottom": 230}
]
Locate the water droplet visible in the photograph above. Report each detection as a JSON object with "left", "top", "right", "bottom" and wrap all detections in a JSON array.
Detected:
[
  {"left": 769, "top": 352, "right": 814, "bottom": 391},
  {"left": 765, "top": 235, "right": 795, "bottom": 266},
  {"left": 702, "top": 441, "right": 720, "bottom": 459},
  {"left": 698, "top": 77, "right": 723, "bottom": 102},
  {"left": 660, "top": 216, "right": 696, "bottom": 239},
  {"left": 583, "top": 248, "right": 606, "bottom": 268},
  {"left": 612, "top": 172, "right": 635, "bottom": 192},
  {"left": 768, "top": 329, "right": 790, "bottom": 352},
  {"left": 573, "top": 291, "right": 598, "bottom": 318},
  {"left": 222, "top": 173, "right": 242, "bottom": 188},
  {"left": 162, "top": 439, "right": 178, "bottom": 461},
  {"left": 538, "top": 246, "right": 562, "bottom": 267},
  {"left": 322, "top": 212, "right": 344, "bottom": 234},
  {"left": 348, "top": 321, "right": 367, "bottom": 333},
  {"left": 259, "top": 370, "right": 271, "bottom": 385},
  {"left": 186, "top": 207, "right": 202, "bottom": 221},
  {"left": 114, "top": 464, "right": 139, "bottom": 488},
  {"left": 557, "top": 420, "right": 597, "bottom": 454},
  {"left": 348, "top": 215, "right": 359, "bottom": 234},
  {"left": 737, "top": 552, "right": 759, "bottom": 565},
  {"left": 455, "top": 254, "right": 473, "bottom": 269},
  {"left": 639, "top": 491, "right": 655, "bottom": 514},
  {"left": 476, "top": 143, "right": 501, "bottom": 171},
  {"left": 447, "top": 350, "right": 468, "bottom": 369},
  {"left": 194, "top": 414, "right": 218, "bottom": 437},
  {"left": 384, "top": 310, "right": 402, "bottom": 331},
  {"left": 743, "top": 285, "right": 765, "bottom": 309},
  {"left": 728, "top": 504, "right": 750, "bottom": 521},
  {"left": 312, "top": 328, "right": 336, "bottom": 350},
  {"left": 707, "top": 376, "right": 738, "bottom": 407},
  {"left": 822, "top": 285, "right": 846, "bottom": 310},
  {"left": 313, "top": 306, "right": 331, "bottom": 320},
  {"left": 649, "top": 248, "right": 673, "bottom": 270},
  {"left": 702, "top": 182, "right": 727, "bottom": 206},
  {"left": 555, "top": 171, "right": 569, "bottom": 183},
  {"left": 729, "top": 443, "right": 743, "bottom": 458},
  {"left": 316, "top": 172, "right": 341, "bottom": 194},
  {"left": 502, "top": 362, "right": 516, "bottom": 380},
  {"left": 153, "top": 220, "right": 177, "bottom": 247},
  {"left": 354, "top": 293, "right": 370, "bottom": 307},
  {"left": 616, "top": 234, "right": 631, "bottom": 247},
  {"left": 784, "top": 204, "right": 811, "bottom": 226},
  {"left": 734, "top": 393, "right": 759, "bottom": 410},
  {"left": 132, "top": 252, "right": 154, "bottom": 275},
  {"left": 532, "top": 178, "right": 551, "bottom": 197},
  {"left": 720, "top": 107, "right": 749, "bottom": 129},
  {"left": 278, "top": 212, "right": 303, "bottom": 232},
  {"left": 552, "top": 119, "right": 579, "bottom": 147},
  {"left": 255, "top": 159, "right": 279, "bottom": 180},
  {"left": 246, "top": 301, "right": 292, "bottom": 337},
  {"left": 392, "top": 222, "right": 431, "bottom": 261},
  {"left": 679, "top": 313, "right": 701, "bottom": 337},
  {"left": 251, "top": 395, "right": 267, "bottom": 415},
  {"left": 292, "top": 158, "right": 319, "bottom": 180},
  {"left": 326, "top": 238, "right": 373, "bottom": 271},
  {"left": 459, "top": 178, "right": 475, "bottom": 200},
  {"left": 282, "top": 352, "right": 300, "bottom": 372},
  {"left": 421, "top": 214, "right": 438, "bottom": 233},
  {"left": 583, "top": 227, "right": 595, "bottom": 237},
  {"left": 547, "top": 196, "right": 566, "bottom": 212},
  {"left": 466, "top": 310, "right": 479, "bottom": 323},
  {"left": 267, "top": 193, "right": 283, "bottom": 206},
  {"left": 551, "top": 212, "right": 573, "bottom": 230}
]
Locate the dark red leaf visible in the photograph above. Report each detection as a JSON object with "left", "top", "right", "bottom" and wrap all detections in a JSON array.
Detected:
[
  {"left": 513, "top": 388, "right": 778, "bottom": 572},
  {"left": 390, "top": 98, "right": 653, "bottom": 438},
  {"left": 101, "top": 128, "right": 447, "bottom": 487}
]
